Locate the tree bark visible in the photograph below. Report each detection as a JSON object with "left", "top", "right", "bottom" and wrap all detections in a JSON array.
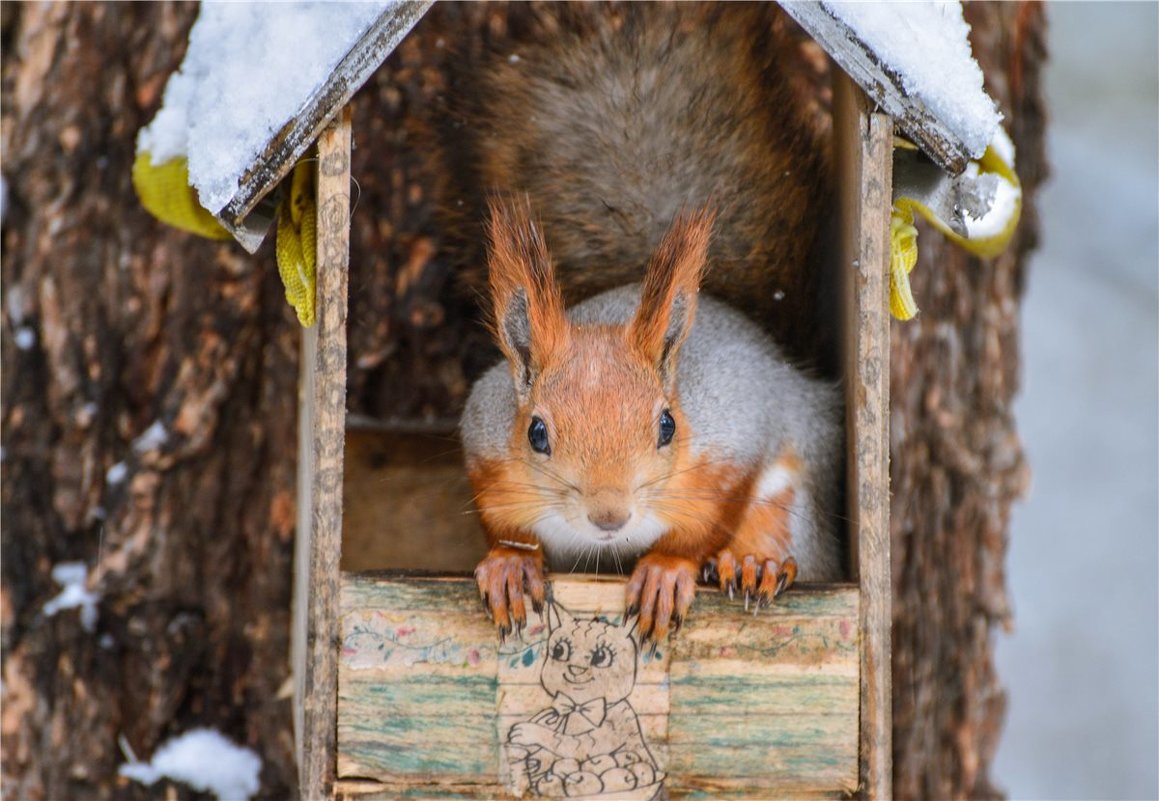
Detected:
[
  {"left": 0, "top": 2, "right": 1047, "bottom": 800},
  {"left": 2, "top": 4, "right": 298, "bottom": 799},
  {"left": 890, "top": 4, "right": 1048, "bottom": 799}
]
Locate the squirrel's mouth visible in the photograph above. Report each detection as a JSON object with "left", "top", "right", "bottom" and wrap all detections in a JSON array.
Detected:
[{"left": 563, "top": 673, "right": 593, "bottom": 685}]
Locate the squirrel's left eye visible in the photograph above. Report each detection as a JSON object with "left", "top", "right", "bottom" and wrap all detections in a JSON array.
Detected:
[
  {"left": 528, "top": 416, "right": 551, "bottom": 455},
  {"left": 658, "top": 409, "right": 676, "bottom": 448}
]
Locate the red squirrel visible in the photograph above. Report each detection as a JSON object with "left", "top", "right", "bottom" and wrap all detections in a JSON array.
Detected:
[{"left": 456, "top": 4, "right": 841, "bottom": 642}]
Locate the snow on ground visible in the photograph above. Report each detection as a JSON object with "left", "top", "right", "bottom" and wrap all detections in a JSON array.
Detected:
[
  {"left": 824, "top": 0, "right": 1000, "bottom": 157},
  {"left": 119, "top": 728, "right": 262, "bottom": 801},
  {"left": 137, "top": 1, "right": 395, "bottom": 214},
  {"left": 993, "top": 4, "right": 1159, "bottom": 799},
  {"left": 42, "top": 562, "right": 99, "bottom": 632}
]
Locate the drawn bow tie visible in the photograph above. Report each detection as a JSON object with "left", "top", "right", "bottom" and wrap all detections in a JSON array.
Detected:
[{"left": 548, "top": 692, "right": 607, "bottom": 734}]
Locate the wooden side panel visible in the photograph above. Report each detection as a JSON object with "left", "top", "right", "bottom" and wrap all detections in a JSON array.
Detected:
[
  {"left": 292, "top": 107, "right": 353, "bottom": 800},
  {"left": 337, "top": 575, "right": 858, "bottom": 799},
  {"left": 834, "top": 73, "right": 893, "bottom": 800}
]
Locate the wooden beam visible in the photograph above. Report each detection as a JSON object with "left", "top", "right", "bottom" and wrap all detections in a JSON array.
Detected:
[
  {"left": 292, "top": 106, "right": 352, "bottom": 801},
  {"left": 782, "top": 2, "right": 972, "bottom": 174},
  {"left": 217, "top": 1, "right": 433, "bottom": 250},
  {"left": 337, "top": 575, "right": 860, "bottom": 799},
  {"left": 834, "top": 72, "right": 893, "bottom": 800}
]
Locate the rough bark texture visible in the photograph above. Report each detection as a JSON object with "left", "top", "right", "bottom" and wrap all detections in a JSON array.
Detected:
[
  {"left": 0, "top": 2, "right": 1047, "bottom": 800},
  {"left": 1, "top": 4, "right": 299, "bottom": 799},
  {"left": 890, "top": 4, "right": 1048, "bottom": 799}
]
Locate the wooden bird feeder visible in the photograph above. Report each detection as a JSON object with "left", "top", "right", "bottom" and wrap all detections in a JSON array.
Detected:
[{"left": 209, "top": 4, "right": 992, "bottom": 799}]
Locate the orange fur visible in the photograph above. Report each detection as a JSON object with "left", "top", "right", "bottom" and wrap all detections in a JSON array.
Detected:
[
  {"left": 726, "top": 450, "right": 799, "bottom": 561},
  {"left": 471, "top": 203, "right": 799, "bottom": 640},
  {"left": 629, "top": 209, "right": 714, "bottom": 377},
  {"left": 486, "top": 195, "right": 569, "bottom": 383},
  {"left": 710, "top": 448, "right": 802, "bottom": 604}
]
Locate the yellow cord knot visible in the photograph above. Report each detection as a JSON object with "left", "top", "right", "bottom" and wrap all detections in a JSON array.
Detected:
[{"left": 889, "top": 129, "right": 1023, "bottom": 321}]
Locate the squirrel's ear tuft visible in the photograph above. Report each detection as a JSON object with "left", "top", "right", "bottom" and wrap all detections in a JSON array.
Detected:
[
  {"left": 630, "top": 207, "right": 714, "bottom": 388},
  {"left": 486, "top": 195, "right": 568, "bottom": 399}
]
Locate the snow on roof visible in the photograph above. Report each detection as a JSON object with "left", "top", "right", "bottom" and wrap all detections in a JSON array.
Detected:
[
  {"left": 783, "top": 1, "right": 1001, "bottom": 172},
  {"left": 137, "top": 2, "right": 395, "bottom": 216},
  {"left": 825, "top": 1, "right": 1000, "bottom": 155}
]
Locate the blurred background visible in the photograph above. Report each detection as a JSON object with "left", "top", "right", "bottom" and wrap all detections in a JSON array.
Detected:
[{"left": 993, "top": 4, "right": 1158, "bottom": 799}]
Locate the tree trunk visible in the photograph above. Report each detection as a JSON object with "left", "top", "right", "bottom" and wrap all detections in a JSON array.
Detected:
[
  {"left": 0, "top": 3, "right": 1048, "bottom": 800},
  {"left": 1, "top": 4, "right": 299, "bottom": 799},
  {"left": 890, "top": 3, "right": 1048, "bottom": 799}
]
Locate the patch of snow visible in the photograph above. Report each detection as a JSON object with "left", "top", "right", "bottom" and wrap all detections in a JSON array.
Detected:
[
  {"left": 824, "top": 1, "right": 1000, "bottom": 158},
  {"left": 137, "top": 2, "right": 394, "bottom": 214},
  {"left": 962, "top": 165, "right": 1019, "bottom": 240},
  {"left": 132, "top": 420, "right": 168, "bottom": 454},
  {"left": 43, "top": 561, "right": 99, "bottom": 632},
  {"left": 106, "top": 461, "right": 129, "bottom": 485},
  {"left": 14, "top": 326, "right": 36, "bottom": 350},
  {"left": 989, "top": 126, "right": 1016, "bottom": 170},
  {"left": 6, "top": 284, "right": 26, "bottom": 325},
  {"left": 119, "top": 728, "right": 262, "bottom": 801}
]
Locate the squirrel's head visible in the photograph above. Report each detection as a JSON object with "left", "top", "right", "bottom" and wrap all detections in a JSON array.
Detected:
[{"left": 485, "top": 196, "right": 713, "bottom": 563}]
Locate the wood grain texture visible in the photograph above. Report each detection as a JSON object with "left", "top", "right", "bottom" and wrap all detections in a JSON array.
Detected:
[
  {"left": 834, "top": 73, "right": 893, "bottom": 801},
  {"left": 337, "top": 575, "right": 858, "bottom": 799},
  {"left": 293, "top": 107, "right": 353, "bottom": 801}
]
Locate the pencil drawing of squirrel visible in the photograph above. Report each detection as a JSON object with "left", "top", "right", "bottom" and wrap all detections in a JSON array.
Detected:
[
  {"left": 506, "top": 603, "right": 662, "bottom": 797},
  {"left": 453, "top": 3, "right": 842, "bottom": 643}
]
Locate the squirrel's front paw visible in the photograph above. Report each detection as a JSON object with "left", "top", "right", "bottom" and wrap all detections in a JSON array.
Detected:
[
  {"left": 475, "top": 545, "right": 546, "bottom": 639},
  {"left": 625, "top": 553, "right": 697, "bottom": 645},
  {"left": 703, "top": 550, "right": 798, "bottom": 610}
]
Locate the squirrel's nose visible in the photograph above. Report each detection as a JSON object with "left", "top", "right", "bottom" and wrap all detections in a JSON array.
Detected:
[{"left": 587, "top": 508, "right": 630, "bottom": 532}]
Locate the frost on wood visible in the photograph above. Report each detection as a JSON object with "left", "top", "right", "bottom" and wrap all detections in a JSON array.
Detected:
[
  {"left": 135, "top": 2, "right": 393, "bottom": 215},
  {"left": 823, "top": 1, "right": 1000, "bottom": 158},
  {"left": 119, "top": 728, "right": 262, "bottom": 801}
]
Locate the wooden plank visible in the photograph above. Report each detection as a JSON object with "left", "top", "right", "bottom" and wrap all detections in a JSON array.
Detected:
[
  {"left": 781, "top": 2, "right": 972, "bottom": 174},
  {"left": 338, "top": 574, "right": 859, "bottom": 797},
  {"left": 292, "top": 106, "right": 353, "bottom": 801},
  {"left": 834, "top": 72, "right": 893, "bottom": 800},
  {"left": 335, "top": 778, "right": 849, "bottom": 801},
  {"left": 217, "top": 1, "right": 433, "bottom": 249}
]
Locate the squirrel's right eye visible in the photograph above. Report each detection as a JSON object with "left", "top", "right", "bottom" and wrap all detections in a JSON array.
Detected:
[
  {"left": 528, "top": 416, "right": 551, "bottom": 455},
  {"left": 550, "top": 640, "right": 571, "bottom": 662}
]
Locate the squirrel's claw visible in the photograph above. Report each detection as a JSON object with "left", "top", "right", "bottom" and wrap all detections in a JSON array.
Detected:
[
  {"left": 625, "top": 554, "right": 697, "bottom": 646},
  {"left": 705, "top": 549, "right": 797, "bottom": 612},
  {"left": 475, "top": 545, "right": 546, "bottom": 639}
]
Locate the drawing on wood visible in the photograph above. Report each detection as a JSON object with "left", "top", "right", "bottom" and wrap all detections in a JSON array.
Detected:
[{"left": 504, "top": 603, "right": 664, "bottom": 799}]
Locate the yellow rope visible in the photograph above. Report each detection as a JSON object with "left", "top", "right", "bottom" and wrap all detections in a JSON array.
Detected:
[
  {"left": 275, "top": 157, "right": 318, "bottom": 327},
  {"left": 132, "top": 154, "right": 232, "bottom": 240},
  {"left": 133, "top": 151, "right": 318, "bottom": 327},
  {"left": 889, "top": 133, "right": 1022, "bottom": 321}
]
